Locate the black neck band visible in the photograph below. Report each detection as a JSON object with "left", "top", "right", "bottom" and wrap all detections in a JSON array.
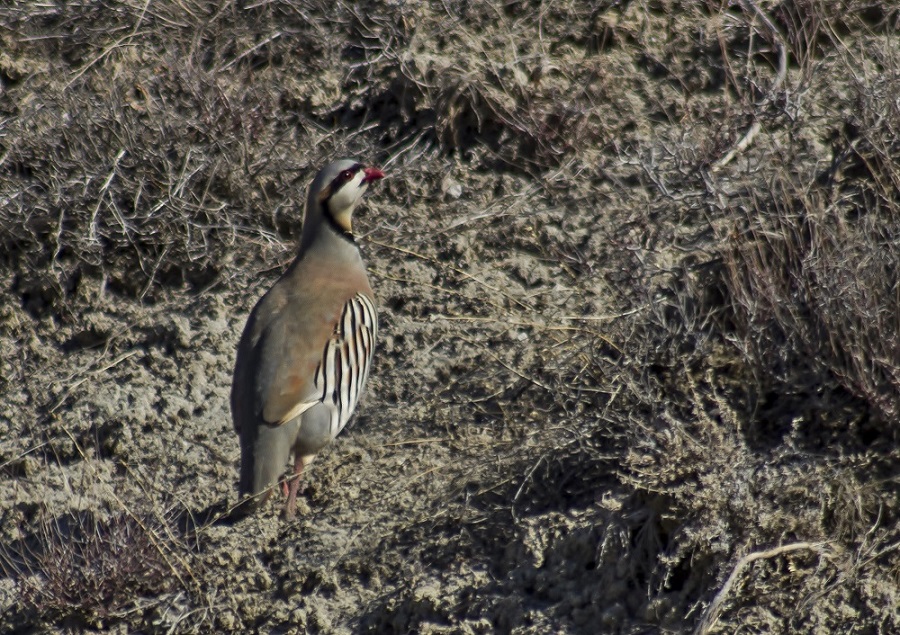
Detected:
[{"left": 321, "top": 202, "right": 356, "bottom": 243}]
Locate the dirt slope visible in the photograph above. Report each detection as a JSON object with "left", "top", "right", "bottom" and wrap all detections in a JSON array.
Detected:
[{"left": 2, "top": 2, "right": 900, "bottom": 633}]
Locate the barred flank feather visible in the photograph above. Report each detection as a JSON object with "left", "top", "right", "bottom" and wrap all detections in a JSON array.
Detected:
[{"left": 317, "top": 293, "right": 377, "bottom": 437}]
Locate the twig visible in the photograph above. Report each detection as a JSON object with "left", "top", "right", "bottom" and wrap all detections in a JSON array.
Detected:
[
  {"left": 693, "top": 541, "right": 831, "bottom": 634},
  {"left": 0, "top": 442, "right": 50, "bottom": 472},
  {"left": 66, "top": 34, "right": 144, "bottom": 89},
  {"left": 367, "top": 238, "right": 534, "bottom": 311},
  {"left": 713, "top": 0, "right": 788, "bottom": 171},
  {"left": 380, "top": 437, "right": 446, "bottom": 447},
  {"left": 218, "top": 32, "right": 282, "bottom": 73},
  {"left": 89, "top": 149, "right": 127, "bottom": 244},
  {"left": 714, "top": 120, "right": 761, "bottom": 172},
  {"left": 49, "top": 350, "right": 141, "bottom": 413}
]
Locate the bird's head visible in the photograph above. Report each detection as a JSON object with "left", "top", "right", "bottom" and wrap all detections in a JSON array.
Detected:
[{"left": 310, "top": 159, "right": 385, "bottom": 236}]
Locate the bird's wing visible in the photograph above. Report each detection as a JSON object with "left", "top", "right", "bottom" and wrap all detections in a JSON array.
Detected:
[
  {"left": 231, "top": 281, "right": 327, "bottom": 434},
  {"left": 254, "top": 291, "right": 376, "bottom": 432}
]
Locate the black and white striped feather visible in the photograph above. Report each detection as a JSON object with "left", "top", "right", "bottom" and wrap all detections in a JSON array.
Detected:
[{"left": 313, "top": 293, "right": 377, "bottom": 438}]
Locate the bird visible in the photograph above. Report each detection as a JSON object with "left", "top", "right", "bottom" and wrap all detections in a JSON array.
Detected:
[{"left": 231, "top": 159, "right": 384, "bottom": 518}]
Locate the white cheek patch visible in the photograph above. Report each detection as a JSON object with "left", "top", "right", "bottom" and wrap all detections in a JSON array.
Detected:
[{"left": 328, "top": 171, "right": 368, "bottom": 215}]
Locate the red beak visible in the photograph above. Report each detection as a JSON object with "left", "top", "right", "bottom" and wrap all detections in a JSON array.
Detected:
[{"left": 362, "top": 167, "right": 385, "bottom": 183}]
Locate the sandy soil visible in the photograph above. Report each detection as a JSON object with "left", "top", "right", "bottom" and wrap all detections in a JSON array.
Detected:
[{"left": 2, "top": 1, "right": 900, "bottom": 633}]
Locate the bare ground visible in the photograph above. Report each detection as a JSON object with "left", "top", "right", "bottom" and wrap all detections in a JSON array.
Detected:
[{"left": 2, "top": 1, "right": 900, "bottom": 633}]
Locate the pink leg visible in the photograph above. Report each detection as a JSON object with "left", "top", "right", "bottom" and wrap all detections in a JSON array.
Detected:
[{"left": 284, "top": 455, "right": 306, "bottom": 519}]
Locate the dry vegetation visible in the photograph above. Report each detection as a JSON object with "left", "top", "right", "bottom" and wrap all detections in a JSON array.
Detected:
[{"left": 2, "top": 0, "right": 899, "bottom": 633}]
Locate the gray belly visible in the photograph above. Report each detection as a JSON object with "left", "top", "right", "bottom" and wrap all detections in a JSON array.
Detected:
[{"left": 293, "top": 402, "right": 340, "bottom": 457}]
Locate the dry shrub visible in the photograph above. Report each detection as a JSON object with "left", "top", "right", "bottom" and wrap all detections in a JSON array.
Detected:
[
  {"left": 720, "top": 184, "right": 900, "bottom": 424},
  {"left": 0, "top": 0, "right": 621, "bottom": 311},
  {"left": 343, "top": 2, "right": 613, "bottom": 165},
  {"left": 0, "top": 1, "right": 381, "bottom": 308},
  {"left": 554, "top": 0, "right": 900, "bottom": 629},
  {"left": 711, "top": 2, "right": 900, "bottom": 425},
  {"left": 2, "top": 508, "right": 196, "bottom": 629}
]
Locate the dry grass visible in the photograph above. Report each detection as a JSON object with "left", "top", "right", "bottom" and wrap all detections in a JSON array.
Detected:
[{"left": 1, "top": 507, "right": 200, "bottom": 630}]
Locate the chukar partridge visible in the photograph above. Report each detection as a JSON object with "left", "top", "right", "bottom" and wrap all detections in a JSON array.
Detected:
[{"left": 231, "top": 159, "right": 383, "bottom": 518}]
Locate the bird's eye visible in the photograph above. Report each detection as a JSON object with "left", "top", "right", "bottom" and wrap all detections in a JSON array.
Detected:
[{"left": 341, "top": 169, "right": 354, "bottom": 181}]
